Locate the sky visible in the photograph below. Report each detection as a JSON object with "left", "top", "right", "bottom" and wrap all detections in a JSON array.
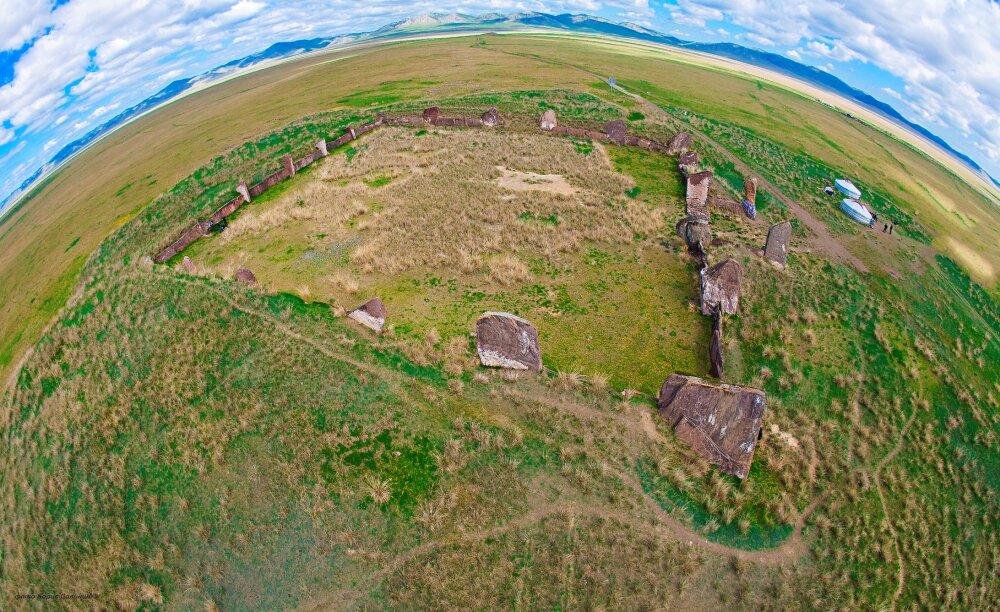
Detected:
[{"left": 2, "top": 0, "right": 1000, "bottom": 211}]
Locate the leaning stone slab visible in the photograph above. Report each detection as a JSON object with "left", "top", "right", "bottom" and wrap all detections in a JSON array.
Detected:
[
  {"left": 348, "top": 297, "right": 387, "bottom": 333},
  {"left": 658, "top": 373, "right": 766, "bottom": 479},
  {"left": 539, "top": 109, "right": 557, "bottom": 131},
  {"left": 764, "top": 221, "right": 792, "bottom": 267},
  {"left": 182, "top": 256, "right": 195, "bottom": 273},
  {"left": 475, "top": 311, "right": 541, "bottom": 372},
  {"left": 701, "top": 258, "right": 743, "bottom": 315},
  {"left": 422, "top": 107, "right": 440, "bottom": 125},
  {"left": 709, "top": 314, "right": 724, "bottom": 378}
]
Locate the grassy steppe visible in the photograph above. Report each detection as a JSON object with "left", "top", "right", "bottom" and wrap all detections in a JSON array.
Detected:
[
  {"left": 0, "top": 35, "right": 998, "bottom": 610},
  {"left": 3, "top": 33, "right": 1000, "bottom": 383}
]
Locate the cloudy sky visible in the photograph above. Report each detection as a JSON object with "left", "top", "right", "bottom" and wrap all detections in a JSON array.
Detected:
[{"left": 2, "top": 0, "right": 999, "bottom": 210}]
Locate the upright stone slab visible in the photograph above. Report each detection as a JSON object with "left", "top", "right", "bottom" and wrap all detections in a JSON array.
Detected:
[
  {"left": 701, "top": 259, "right": 743, "bottom": 315},
  {"left": 283, "top": 154, "right": 295, "bottom": 176},
  {"left": 667, "top": 132, "right": 693, "bottom": 155},
  {"left": 182, "top": 256, "right": 195, "bottom": 273},
  {"left": 422, "top": 107, "right": 440, "bottom": 125},
  {"left": 764, "top": 221, "right": 792, "bottom": 267},
  {"left": 348, "top": 297, "right": 387, "bottom": 333},
  {"left": 316, "top": 138, "right": 328, "bottom": 157},
  {"left": 658, "top": 374, "right": 766, "bottom": 479},
  {"left": 481, "top": 107, "right": 500, "bottom": 127},
  {"left": 539, "top": 109, "right": 557, "bottom": 131},
  {"left": 475, "top": 312, "right": 542, "bottom": 372},
  {"left": 236, "top": 181, "right": 251, "bottom": 203},
  {"left": 604, "top": 120, "right": 627, "bottom": 144}
]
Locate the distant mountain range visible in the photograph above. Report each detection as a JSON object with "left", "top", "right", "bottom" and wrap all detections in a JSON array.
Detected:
[{"left": 4, "top": 11, "right": 996, "bottom": 211}]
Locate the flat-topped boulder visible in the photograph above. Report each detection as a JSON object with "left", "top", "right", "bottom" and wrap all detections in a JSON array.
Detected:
[
  {"left": 422, "top": 106, "right": 440, "bottom": 125},
  {"left": 604, "top": 120, "right": 628, "bottom": 144},
  {"left": 701, "top": 258, "right": 743, "bottom": 315},
  {"left": 348, "top": 297, "right": 387, "bottom": 333},
  {"left": 658, "top": 373, "right": 766, "bottom": 479},
  {"left": 685, "top": 171, "right": 713, "bottom": 221},
  {"left": 235, "top": 267, "right": 257, "bottom": 285},
  {"left": 481, "top": 107, "right": 500, "bottom": 127},
  {"left": 675, "top": 215, "right": 712, "bottom": 254},
  {"left": 764, "top": 221, "right": 792, "bottom": 267},
  {"left": 677, "top": 151, "right": 700, "bottom": 175},
  {"left": 475, "top": 311, "right": 541, "bottom": 372},
  {"left": 539, "top": 109, "right": 558, "bottom": 131},
  {"left": 667, "top": 132, "right": 693, "bottom": 155}
]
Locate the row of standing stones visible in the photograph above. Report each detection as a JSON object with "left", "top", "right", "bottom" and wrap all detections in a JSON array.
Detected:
[{"left": 165, "top": 106, "right": 778, "bottom": 478}]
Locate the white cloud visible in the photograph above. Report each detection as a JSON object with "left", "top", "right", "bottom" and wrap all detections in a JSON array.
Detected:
[
  {"left": 43, "top": 139, "right": 58, "bottom": 151},
  {"left": 0, "top": 0, "right": 51, "bottom": 50},
  {"left": 0, "top": 126, "right": 15, "bottom": 147},
  {"left": 90, "top": 103, "right": 120, "bottom": 119}
]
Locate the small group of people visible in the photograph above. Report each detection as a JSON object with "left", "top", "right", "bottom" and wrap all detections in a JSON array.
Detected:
[{"left": 868, "top": 212, "right": 898, "bottom": 234}]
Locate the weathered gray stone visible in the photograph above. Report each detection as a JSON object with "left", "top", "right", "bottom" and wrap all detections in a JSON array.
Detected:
[
  {"left": 701, "top": 259, "right": 743, "bottom": 315},
  {"left": 316, "top": 138, "right": 328, "bottom": 157},
  {"left": 539, "top": 109, "right": 557, "bottom": 131},
  {"left": 764, "top": 221, "right": 792, "bottom": 267},
  {"left": 236, "top": 181, "right": 251, "bottom": 203},
  {"left": 283, "top": 154, "right": 295, "bottom": 176},
  {"left": 675, "top": 215, "right": 712, "bottom": 254},
  {"left": 182, "top": 256, "right": 195, "bottom": 273},
  {"left": 604, "top": 119, "right": 628, "bottom": 144},
  {"left": 348, "top": 297, "right": 387, "bottom": 333},
  {"left": 743, "top": 177, "right": 758, "bottom": 205},
  {"left": 235, "top": 267, "right": 257, "bottom": 285},
  {"left": 658, "top": 373, "right": 766, "bottom": 479},
  {"left": 481, "top": 107, "right": 500, "bottom": 127},
  {"left": 667, "top": 132, "right": 693, "bottom": 155},
  {"left": 475, "top": 312, "right": 541, "bottom": 372}
]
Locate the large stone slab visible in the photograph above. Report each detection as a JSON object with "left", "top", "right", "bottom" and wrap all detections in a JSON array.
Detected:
[
  {"left": 675, "top": 215, "right": 712, "bottom": 254},
  {"left": 235, "top": 267, "right": 257, "bottom": 285},
  {"left": 481, "top": 107, "right": 500, "bottom": 127},
  {"left": 422, "top": 106, "right": 440, "bottom": 125},
  {"left": 701, "top": 259, "right": 743, "bottom": 315},
  {"left": 348, "top": 297, "right": 387, "bottom": 333},
  {"left": 685, "top": 171, "right": 713, "bottom": 221},
  {"left": 658, "top": 374, "right": 766, "bottom": 479},
  {"left": 677, "top": 151, "right": 700, "bottom": 175},
  {"left": 475, "top": 312, "right": 541, "bottom": 372},
  {"left": 764, "top": 221, "right": 792, "bottom": 267},
  {"left": 539, "top": 109, "right": 557, "bottom": 131},
  {"left": 667, "top": 132, "right": 693, "bottom": 155}
]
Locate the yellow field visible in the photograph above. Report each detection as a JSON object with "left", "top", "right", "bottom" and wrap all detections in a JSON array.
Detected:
[{"left": 1, "top": 32, "right": 998, "bottom": 383}]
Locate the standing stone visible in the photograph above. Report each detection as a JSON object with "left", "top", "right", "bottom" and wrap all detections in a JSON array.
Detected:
[
  {"left": 182, "top": 256, "right": 195, "bottom": 273},
  {"left": 743, "top": 177, "right": 758, "bottom": 205},
  {"left": 316, "top": 138, "right": 328, "bottom": 157},
  {"left": 348, "top": 297, "right": 387, "bottom": 333},
  {"left": 475, "top": 312, "right": 542, "bottom": 372},
  {"left": 700, "top": 259, "right": 743, "bottom": 316},
  {"left": 764, "top": 221, "right": 792, "bottom": 267},
  {"left": 709, "top": 314, "right": 724, "bottom": 378},
  {"left": 422, "top": 107, "right": 440, "bottom": 125},
  {"left": 235, "top": 267, "right": 257, "bottom": 285},
  {"left": 236, "top": 181, "right": 251, "bottom": 203},
  {"left": 283, "top": 154, "right": 295, "bottom": 176},
  {"left": 678, "top": 151, "right": 700, "bottom": 175},
  {"left": 667, "top": 132, "right": 693, "bottom": 155},
  {"left": 604, "top": 119, "right": 628, "bottom": 144},
  {"left": 481, "top": 107, "right": 500, "bottom": 127},
  {"left": 539, "top": 109, "right": 558, "bottom": 131}
]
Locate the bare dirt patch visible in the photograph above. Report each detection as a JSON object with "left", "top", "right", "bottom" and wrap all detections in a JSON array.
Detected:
[{"left": 496, "top": 166, "right": 576, "bottom": 195}]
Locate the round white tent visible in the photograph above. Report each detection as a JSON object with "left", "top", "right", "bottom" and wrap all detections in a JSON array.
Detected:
[
  {"left": 834, "top": 179, "right": 862, "bottom": 199},
  {"left": 840, "top": 198, "right": 873, "bottom": 224}
]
